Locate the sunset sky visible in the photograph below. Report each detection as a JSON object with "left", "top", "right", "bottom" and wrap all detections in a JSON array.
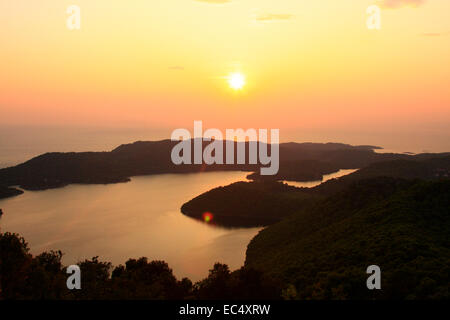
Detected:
[{"left": 1, "top": 0, "right": 449, "bottom": 151}]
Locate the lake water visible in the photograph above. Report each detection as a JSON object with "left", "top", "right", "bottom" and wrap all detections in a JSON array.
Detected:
[
  {"left": 283, "top": 169, "right": 358, "bottom": 188},
  {"left": 0, "top": 171, "right": 261, "bottom": 281}
]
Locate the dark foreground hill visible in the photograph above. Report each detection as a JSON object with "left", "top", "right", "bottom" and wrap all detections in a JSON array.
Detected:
[
  {"left": 0, "top": 232, "right": 280, "bottom": 300},
  {"left": 2, "top": 139, "right": 441, "bottom": 193},
  {"left": 245, "top": 178, "right": 450, "bottom": 299}
]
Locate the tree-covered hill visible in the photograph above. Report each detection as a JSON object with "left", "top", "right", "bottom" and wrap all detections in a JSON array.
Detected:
[
  {"left": 180, "top": 156, "right": 450, "bottom": 227},
  {"left": 245, "top": 178, "right": 450, "bottom": 299},
  {"left": 181, "top": 181, "right": 318, "bottom": 227},
  {"left": 314, "top": 156, "right": 450, "bottom": 195},
  {"left": 2, "top": 139, "right": 439, "bottom": 192}
]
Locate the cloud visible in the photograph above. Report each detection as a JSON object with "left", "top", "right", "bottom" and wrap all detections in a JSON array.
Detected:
[
  {"left": 420, "top": 32, "right": 450, "bottom": 37},
  {"left": 421, "top": 33, "right": 441, "bottom": 37},
  {"left": 255, "top": 13, "right": 293, "bottom": 22},
  {"left": 378, "top": 0, "right": 426, "bottom": 9},
  {"left": 194, "top": 0, "right": 231, "bottom": 4},
  {"left": 169, "top": 66, "right": 185, "bottom": 70}
]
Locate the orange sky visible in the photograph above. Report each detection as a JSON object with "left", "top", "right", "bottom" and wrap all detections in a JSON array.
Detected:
[{"left": 1, "top": 0, "right": 449, "bottom": 150}]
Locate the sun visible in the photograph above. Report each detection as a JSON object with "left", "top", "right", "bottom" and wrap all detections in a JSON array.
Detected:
[{"left": 227, "top": 72, "right": 246, "bottom": 90}]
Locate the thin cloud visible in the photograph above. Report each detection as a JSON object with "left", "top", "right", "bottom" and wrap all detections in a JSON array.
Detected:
[
  {"left": 421, "top": 33, "right": 441, "bottom": 37},
  {"left": 378, "top": 0, "right": 426, "bottom": 9},
  {"left": 420, "top": 32, "right": 450, "bottom": 37},
  {"left": 194, "top": 0, "right": 231, "bottom": 4},
  {"left": 255, "top": 13, "right": 293, "bottom": 22},
  {"left": 169, "top": 66, "right": 185, "bottom": 70}
]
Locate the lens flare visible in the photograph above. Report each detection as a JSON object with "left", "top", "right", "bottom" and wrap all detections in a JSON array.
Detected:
[{"left": 202, "top": 212, "right": 214, "bottom": 223}]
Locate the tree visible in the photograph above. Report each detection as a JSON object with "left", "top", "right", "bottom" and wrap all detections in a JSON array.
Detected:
[{"left": 0, "top": 232, "right": 32, "bottom": 299}]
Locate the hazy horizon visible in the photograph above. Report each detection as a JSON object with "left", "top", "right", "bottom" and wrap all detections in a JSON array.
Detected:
[
  {"left": 1, "top": 124, "right": 449, "bottom": 169},
  {"left": 1, "top": 0, "right": 449, "bottom": 149}
]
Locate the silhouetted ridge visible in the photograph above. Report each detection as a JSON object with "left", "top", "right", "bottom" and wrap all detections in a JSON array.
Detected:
[
  {"left": 0, "top": 186, "right": 23, "bottom": 200},
  {"left": 0, "top": 139, "right": 448, "bottom": 193}
]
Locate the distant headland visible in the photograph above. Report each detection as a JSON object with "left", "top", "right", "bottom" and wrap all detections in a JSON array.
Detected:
[{"left": 0, "top": 139, "right": 448, "bottom": 196}]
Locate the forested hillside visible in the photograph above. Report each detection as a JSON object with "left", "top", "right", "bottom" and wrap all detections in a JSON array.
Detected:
[{"left": 245, "top": 178, "right": 450, "bottom": 299}]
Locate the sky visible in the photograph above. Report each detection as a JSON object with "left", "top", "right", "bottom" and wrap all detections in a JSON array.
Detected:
[{"left": 1, "top": 0, "right": 449, "bottom": 151}]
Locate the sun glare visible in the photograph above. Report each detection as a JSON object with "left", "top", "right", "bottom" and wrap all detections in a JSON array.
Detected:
[{"left": 227, "top": 72, "right": 246, "bottom": 90}]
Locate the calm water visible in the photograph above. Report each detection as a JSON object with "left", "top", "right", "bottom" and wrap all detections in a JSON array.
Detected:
[
  {"left": 0, "top": 171, "right": 260, "bottom": 281},
  {"left": 0, "top": 126, "right": 170, "bottom": 168},
  {"left": 283, "top": 169, "right": 358, "bottom": 188}
]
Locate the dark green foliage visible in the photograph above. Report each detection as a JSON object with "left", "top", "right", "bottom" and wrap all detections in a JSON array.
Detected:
[
  {"left": 0, "top": 232, "right": 31, "bottom": 299},
  {"left": 315, "top": 156, "right": 450, "bottom": 196},
  {"left": 0, "top": 233, "right": 275, "bottom": 300},
  {"left": 0, "top": 234, "right": 68, "bottom": 299},
  {"left": 194, "top": 263, "right": 281, "bottom": 300},
  {"left": 181, "top": 181, "right": 318, "bottom": 227},
  {"left": 110, "top": 258, "right": 188, "bottom": 299},
  {"left": 69, "top": 256, "right": 112, "bottom": 299},
  {"left": 245, "top": 178, "right": 450, "bottom": 299},
  {"left": 24, "top": 250, "right": 68, "bottom": 299}
]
